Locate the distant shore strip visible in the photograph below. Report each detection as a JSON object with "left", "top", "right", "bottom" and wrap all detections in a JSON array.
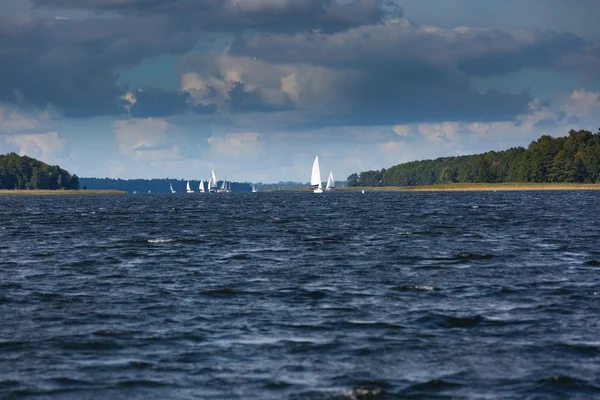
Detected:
[
  {"left": 0, "top": 189, "right": 126, "bottom": 195},
  {"left": 270, "top": 183, "right": 600, "bottom": 192}
]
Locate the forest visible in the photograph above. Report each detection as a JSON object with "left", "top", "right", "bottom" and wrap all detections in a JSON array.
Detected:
[
  {"left": 79, "top": 178, "right": 348, "bottom": 193},
  {"left": 0, "top": 153, "right": 80, "bottom": 190},
  {"left": 79, "top": 178, "right": 254, "bottom": 193},
  {"left": 347, "top": 129, "right": 600, "bottom": 187}
]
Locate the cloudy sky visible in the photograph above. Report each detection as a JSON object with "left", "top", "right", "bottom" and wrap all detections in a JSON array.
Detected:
[{"left": 1, "top": 0, "right": 599, "bottom": 182}]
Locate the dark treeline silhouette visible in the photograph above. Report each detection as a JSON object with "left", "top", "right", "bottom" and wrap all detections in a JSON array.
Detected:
[
  {"left": 79, "top": 178, "right": 348, "bottom": 192},
  {"left": 0, "top": 153, "right": 79, "bottom": 190},
  {"left": 347, "top": 129, "right": 600, "bottom": 187},
  {"left": 79, "top": 178, "right": 253, "bottom": 193}
]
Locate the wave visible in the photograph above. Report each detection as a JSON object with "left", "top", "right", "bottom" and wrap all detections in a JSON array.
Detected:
[
  {"left": 404, "top": 378, "right": 462, "bottom": 392},
  {"left": 147, "top": 238, "right": 174, "bottom": 244},
  {"left": 413, "top": 313, "right": 484, "bottom": 329},
  {"left": 392, "top": 284, "right": 441, "bottom": 292}
]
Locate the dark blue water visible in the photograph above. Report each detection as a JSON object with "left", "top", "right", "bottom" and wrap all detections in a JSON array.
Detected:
[{"left": 1, "top": 191, "right": 600, "bottom": 399}]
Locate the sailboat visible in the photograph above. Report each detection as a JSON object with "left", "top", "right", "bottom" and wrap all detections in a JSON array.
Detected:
[
  {"left": 199, "top": 179, "right": 205, "bottom": 193},
  {"left": 186, "top": 181, "right": 194, "bottom": 193},
  {"left": 208, "top": 170, "right": 217, "bottom": 193},
  {"left": 311, "top": 156, "right": 323, "bottom": 193},
  {"left": 169, "top": 182, "right": 176, "bottom": 194},
  {"left": 325, "top": 172, "right": 335, "bottom": 191},
  {"left": 251, "top": 183, "right": 257, "bottom": 193}
]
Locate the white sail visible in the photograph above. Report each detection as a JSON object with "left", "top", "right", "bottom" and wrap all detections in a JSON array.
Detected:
[
  {"left": 186, "top": 181, "right": 194, "bottom": 193},
  {"left": 325, "top": 171, "right": 335, "bottom": 191},
  {"left": 169, "top": 182, "right": 176, "bottom": 193},
  {"left": 199, "top": 179, "right": 205, "bottom": 193},
  {"left": 251, "top": 183, "right": 257, "bottom": 193},
  {"left": 210, "top": 170, "right": 217, "bottom": 189},
  {"left": 311, "top": 156, "right": 323, "bottom": 193}
]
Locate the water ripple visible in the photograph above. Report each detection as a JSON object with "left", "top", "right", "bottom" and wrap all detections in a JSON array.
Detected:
[{"left": 1, "top": 191, "right": 600, "bottom": 399}]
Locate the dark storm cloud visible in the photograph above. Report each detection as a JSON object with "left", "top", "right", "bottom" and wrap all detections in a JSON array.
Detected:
[
  {"left": 207, "top": 22, "right": 600, "bottom": 125},
  {"left": 32, "top": 0, "right": 394, "bottom": 33},
  {"left": 128, "top": 88, "right": 217, "bottom": 118},
  {"left": 228, "top": 82, "right": 293, "bottom": 112},
  {"left": 338, "top": 86, "right": 531, "bottom": 126},
  {"left": 3, "top": 1, "right": 598, "bottom": 125},
  {"left": 0, "top": 16, "right": 199, "bottom": 117},
  {"left": 229, "top": 23, "right": 590, "bottom": 76}
]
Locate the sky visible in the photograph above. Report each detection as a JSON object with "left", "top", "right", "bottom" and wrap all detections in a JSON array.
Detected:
[{"left": 0, "top": 0, "right": 599, "bottom": 183}]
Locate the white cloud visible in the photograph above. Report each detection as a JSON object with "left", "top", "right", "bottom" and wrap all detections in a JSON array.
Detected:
[
  {"left": 393, "top": 125, "right": 411, "bottom": 136},
  {"left": 0, "top": 105, "right": 53, "bottom": 134},
  {"left": 207, "top": 132, "right": 262, "bottom": 158},
  {"left": 565, "top": 89, "right": 600, "bottom": 117},
  {"left": 182, "top": 50, "right": 354, "bottom": 114},
  {"left": 120, "top": 91, "right": 137, "bottom": 115},
  {"left": 1, "top": 132, "right": 68, "bottom": 162},
  {"left": 418, "top": 122, "right": 461, "bottom": 143},
  {"left": 0, "top": 104, "right": 67, "bottom": 163},
  {"left": 113, "top": 117, "right": 177, "bottom": 159}
]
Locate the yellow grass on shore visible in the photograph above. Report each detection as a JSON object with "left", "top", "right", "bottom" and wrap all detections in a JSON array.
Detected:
[
  {"left": 337, "top": 183, "right": 600, "bottom": 192},
  {"left": 0, "top": 189, "right": 126, "bottom": 195}
]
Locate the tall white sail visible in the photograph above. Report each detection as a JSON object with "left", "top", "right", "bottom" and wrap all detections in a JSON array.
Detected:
[
  {"left": 169, "top": 182, "right": 176, "bottom": 193},
  {"left": 210, "top": 170, "right": 217, "bottom": 190},
  {"left": 199, "top": 179, "right": 205, "bottom": 193},
  {"left": 325, "top": 171, "right": 335, "bottom": 191},
  {"left": 251, "top": 183, "right": 257, "bottom": 193},
  {"left": 311, "top": 156, "right": 323, "bottom": 193},
  {"left": 186, "top": 181, "right": 194, "bottom": 193}
]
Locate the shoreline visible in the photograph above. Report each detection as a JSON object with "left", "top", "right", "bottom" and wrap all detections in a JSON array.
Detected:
[
  {"left": 271, "top": 183, "right": 600, "bottom": 192},
  {"left": 0, "top": 189, "right": 127, "bottom": 195},
  {"left": 339, "top": 183, "right": 600, "bottom": 191}
]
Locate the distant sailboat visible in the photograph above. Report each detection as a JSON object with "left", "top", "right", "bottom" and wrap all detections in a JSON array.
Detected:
[
  {"left": 251, "top": 183, "right": 257, "bottom": 193},
  {"left": 186, "top": 181, "right": 194, "bottom": 193},
  {"left": 199, "top": 179, "right": 205, "bottom": 193},
  {"left": 311, "top": 156, "right": 323, "bottom": 193},
  {"left": 169, "top": 182, "right": 176, "bottom": 194},
  {"left": 209, "top": 170, "right": 217, "bottom": 193},
  {"left": 325, "top": 172, "right": 335, "bottom": 191}
]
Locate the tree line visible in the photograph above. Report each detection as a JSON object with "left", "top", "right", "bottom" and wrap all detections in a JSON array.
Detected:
[
  {"left": 0, "top": 153, "right": 80, "bottom": 190},
  {"left": 79, "top": 178, "right": 254, "bottom": 193},
  {"left": 347, "top": 129, "right": 600, "bottom": 187},
  {"left": 79, "top": 178, "right": 348, "bottom": 193}
]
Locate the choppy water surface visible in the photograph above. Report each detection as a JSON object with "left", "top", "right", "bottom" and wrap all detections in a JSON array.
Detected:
[{"left": 1, "top": 191, "right": 600, "bottom": 399}]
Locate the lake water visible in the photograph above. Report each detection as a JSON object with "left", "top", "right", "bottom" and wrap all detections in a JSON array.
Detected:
[{"left": 1, "top": 191, "right": 600, "bottom": 399}]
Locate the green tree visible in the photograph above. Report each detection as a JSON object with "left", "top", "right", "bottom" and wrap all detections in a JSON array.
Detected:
[
  {"left": 0, "top": 153, "right": 80, "bottom": 190},
  {"left": 347, "top": 129, "right": 600, "bottom": 187},
  {"left": 440, "top": 167, "right": 453, "bottom": 183},
  {"left": 347, "top": 173, "right": 359, "bottom": 187}
]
